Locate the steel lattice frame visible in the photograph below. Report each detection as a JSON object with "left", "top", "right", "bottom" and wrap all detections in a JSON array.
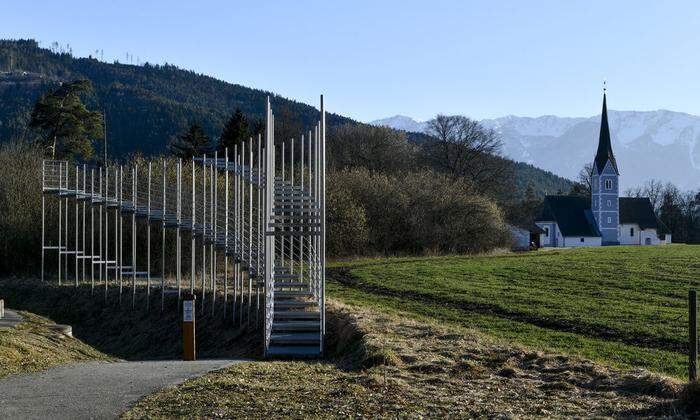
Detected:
[{"left": 40, "top": 96, "right": 326, "bottom": 357}]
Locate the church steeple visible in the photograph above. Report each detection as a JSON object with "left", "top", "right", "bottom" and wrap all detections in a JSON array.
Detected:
[{"left": 594, "top": 89, "right": 619, "bottom": 175}]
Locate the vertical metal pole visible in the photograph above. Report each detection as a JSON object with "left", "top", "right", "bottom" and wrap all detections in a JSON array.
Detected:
[
  {"left": 299, "top": 134, "right": 304, "bottom": 285},
  {"left": 119, "top": 166, "right": 123, "bottom": 303},
  {"left": 98, "top": 168, "right": 102, "bottom": 295},
  {"left": 177, "top": 158, "right": 182, "bottom": 305},
  {"left": 307, "top": 130, "right": 312, "bottom": 287},
  {"left": 64, "top": 194, "right": 68, "bottom": 282},
  {"left": 104, "top": 168, "right": 109, "bottom": 301},
  {"left": 320, "top": 95, "right": 326, "bottom": 346},
  {"left": 91, "top": 169, "right": 95, "bottom": 292},
  {"left": 202, "top": 154, "right": 207, "bottom": 314},
  {"left": 247, "top": 138, "right": 253, "bottom": 324},
  {"left": 132, "top": 165, "right": 137, "bottom": 308},
  {"left": 232, "top": 146, "right": 237, "bottom": 324},
  {"left": 224, "top": 148, "right": 229, "bottom": 318},
  {"left": 691, "top": 289, "right": 698, "bottom": 382},
  {"left": 237, "top": 151, "right": 243, "bottom": 325},
  {"left": 161, "top": 159, "right": 166, "bottom": 312},
  {"left": 290, "top": 137, "right": 294, "bottom": 276},
  {"left": 82, "top": 165, "right": 87, "bottom": 284},
  {"left": 212, "top": 152, "right": 217, "bottom": 315},
  {"left": 147, "top": 162, "right": 152, "bottom": 310},
  {"left": 58, "top": 163, "right": 62, "bottom": 286},
  {"left": 281, "top": 140, "right": 285, "bottom": 270},
  {"left": 41, "top": 163, "right": 45, "bottom": 282},
  {"left": 250, "top": 133, "right": 262, "bottom": 329},
  {"left": 114, "top": 168, "right": 119, "bottom": 301},
  {"left": 191, "top": 158, "right": 196, "bottom": 295},
  {"left": 75, "top": 166, "right": 79, "bottom": 287}
]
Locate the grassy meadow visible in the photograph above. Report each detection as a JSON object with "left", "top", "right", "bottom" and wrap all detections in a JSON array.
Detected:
[{"left": 328, "top": 245, "right": 700, "bottom": 378}]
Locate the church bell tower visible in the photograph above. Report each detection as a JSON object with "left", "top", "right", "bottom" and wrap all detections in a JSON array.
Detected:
[{"left": 591, "top": 87, "right": 620, "bottom": 245}]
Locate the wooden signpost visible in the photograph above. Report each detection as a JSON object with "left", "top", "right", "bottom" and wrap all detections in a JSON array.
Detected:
[{"left": 183, "top": 292, "right": 196, "bottom": 361}]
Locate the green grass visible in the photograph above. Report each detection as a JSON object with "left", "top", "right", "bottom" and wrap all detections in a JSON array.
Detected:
[{"left": 328, "top": 245, "right": 700, "bottom": 378}]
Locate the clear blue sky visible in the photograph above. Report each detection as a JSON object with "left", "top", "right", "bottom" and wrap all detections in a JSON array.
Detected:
[{"left": 3, "top": 0, "right": 700, "bottom": 122}]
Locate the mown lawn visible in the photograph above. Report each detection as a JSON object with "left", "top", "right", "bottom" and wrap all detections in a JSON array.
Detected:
[{"left": 328, "top": 245, "right": 700, "bottom": 378}]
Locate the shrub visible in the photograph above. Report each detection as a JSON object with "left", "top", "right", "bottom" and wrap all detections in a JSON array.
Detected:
[
  {"left": 327, "top": 173, "right": 369, "bottom": 256},
  {"left": 328, "top": 168, "right": 510, "bottom": 255}
]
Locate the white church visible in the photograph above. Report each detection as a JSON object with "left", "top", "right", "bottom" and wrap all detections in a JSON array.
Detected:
[{"left": 535, "top": 92, "right": 671, "bottom": 247}]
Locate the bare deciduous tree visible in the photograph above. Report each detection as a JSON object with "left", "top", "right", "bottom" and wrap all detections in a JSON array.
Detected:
[
  {"left": 576, "top": 163, "right": 593, "bottom": 195},
  {"left": 625, "top": 179, "right": 666, "bottom": 211},
  {"left": 424, "top": 114, "right": 506, "bottom": 194}
]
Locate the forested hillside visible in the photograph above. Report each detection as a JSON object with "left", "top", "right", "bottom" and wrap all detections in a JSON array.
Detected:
[
  {"left": 0, "top": 39, "right": 572, "bottom": 198},
  {"left": 0, "top": 39, "right": 354, "bottom": 157}
]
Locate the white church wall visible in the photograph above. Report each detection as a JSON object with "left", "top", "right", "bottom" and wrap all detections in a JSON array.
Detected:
[
  {"left": 563, "top": 236, "right": 602, "bottom": 247},
  {"left": 536, "top": 221, "right": 559, "bottom": 247},
  {"left": 619, "top": 223, "right": 641, "bottom": 245},
  {"left": 639, "top": 229, "right": 662, "bottom": 246}
]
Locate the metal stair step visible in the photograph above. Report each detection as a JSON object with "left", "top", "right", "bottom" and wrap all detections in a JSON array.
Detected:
[
  {"left": 275, "top": 290, "right": 313, "bottom": 298},
  {"left": 273, "top": 273, "right": 301, "bottom": 280},
  {"left": 274, "top": 282, "right": 308, "bottom": 288},
  {"left": 273, "top": 300, "right": 317, "bottom": 308},
  {"left": 274, "top": 310, "right": 320, "bottom": 319},
  {"left": 266, "top": 345, "right": 321, "bottom": 358},
  {"left": 270, "top": 332, "right": 320, "bottom": 344},
  {"left": 272, "top": 321, "right": 320, "bottom": 331}
]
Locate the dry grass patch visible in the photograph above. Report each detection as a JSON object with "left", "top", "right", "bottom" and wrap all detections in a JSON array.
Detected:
[
  {"left": 0, "top": 311, "right": 110, "bottom": 378},
  {"left": 123, "top": 301, "right": 686, "bottom": 418}
]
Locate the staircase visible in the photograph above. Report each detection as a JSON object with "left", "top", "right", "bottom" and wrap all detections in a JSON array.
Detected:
[{"left": 267, "top": 265, "right": 321, "bottom": 357}]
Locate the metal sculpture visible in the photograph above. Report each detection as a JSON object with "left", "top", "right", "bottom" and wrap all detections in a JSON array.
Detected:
[{"left": 40, "top": 96, "right": 326, "bottom": 358}]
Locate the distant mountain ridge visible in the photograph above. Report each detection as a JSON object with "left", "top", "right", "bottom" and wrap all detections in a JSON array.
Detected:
[{"left": 371, "top": 111, "right": 700, "bottom": 191}]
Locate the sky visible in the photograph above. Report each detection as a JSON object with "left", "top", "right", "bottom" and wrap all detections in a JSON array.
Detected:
[{"left": 3, "top": 0, "right": 700, "bottom": 122}]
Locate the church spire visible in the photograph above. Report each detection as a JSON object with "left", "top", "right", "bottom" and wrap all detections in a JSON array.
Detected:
[{"left": 594, "top": 86, "right": 619, "bottom": 175}]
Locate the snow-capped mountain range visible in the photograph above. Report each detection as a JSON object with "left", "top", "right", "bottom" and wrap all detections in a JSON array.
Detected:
[{"left": 370, "top": 111, "right": 700, "bottom": 192}]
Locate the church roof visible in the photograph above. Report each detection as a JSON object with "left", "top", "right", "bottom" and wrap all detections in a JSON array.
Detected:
[
  {"left": 594, "top": 92, "right": 620, "bottom": 175},
  {"left": 536, "top": 195, "right": 601, "bottom": 237},
  {"left": 619, "top": 197, "right": 667, "bottom": 232}
]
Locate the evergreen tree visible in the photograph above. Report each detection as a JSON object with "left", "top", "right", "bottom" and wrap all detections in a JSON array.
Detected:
[
  {"left": 29, "top": 80, "right": 103, "bottom": 160},
  {"left": 169, "top": 122, "right": 211, "bottom": 159},
  {"left": 251, "top": 117, "right": 265, "bottom": 137},
  {"left": 218, "top": 108, "right": 249, "bottom": 153}
]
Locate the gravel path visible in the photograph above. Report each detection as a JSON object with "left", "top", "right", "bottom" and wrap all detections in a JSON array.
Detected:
[{"left": 0, "top": 359, "right": 241, "bottom": 419}]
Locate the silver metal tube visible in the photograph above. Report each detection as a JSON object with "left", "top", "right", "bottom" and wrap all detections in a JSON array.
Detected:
[
  {"left": 177, "top": 158, "right": 182, "bottom": 304},
  {"left": 58, "top": 163, "right": 62, "bottom": 285},
  {"left": 75, "top": 166, "right": 79, "bottom": 287},
  {"left": 191, "top": 158, "right": 196, "bottom": 294},
  {"left": 212, "top": 152, "right": 217, "bottom": 315},
  {"left": 161, "top": 159, "right": 166, "bottom": 312},
  {"left": 147, "top": 162, "right": 152, "bottom": 310},
  {"left": 132, "top": 165, "right": 137, "bottom": 308},
  {"left": 202, "top": 154, "right": 207, "bottom": 314},
  {"left": 224, "top": 148, "right": 229, "bottom": 318},
  {"left": 119, "top": 166, "right": 123, "bottom": 303}
]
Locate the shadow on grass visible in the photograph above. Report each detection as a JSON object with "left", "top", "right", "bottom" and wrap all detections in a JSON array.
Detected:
[{"left": 0, "top": 278, "right": 261, "bottom": 361}]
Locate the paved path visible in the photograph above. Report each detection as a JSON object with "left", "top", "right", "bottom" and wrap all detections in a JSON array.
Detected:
[
  {"left": 0, "top": 309, "right": 23, "bottom": 329},
  {"left": 0, "top": 359, "right": 241, "bottom": 419}
]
